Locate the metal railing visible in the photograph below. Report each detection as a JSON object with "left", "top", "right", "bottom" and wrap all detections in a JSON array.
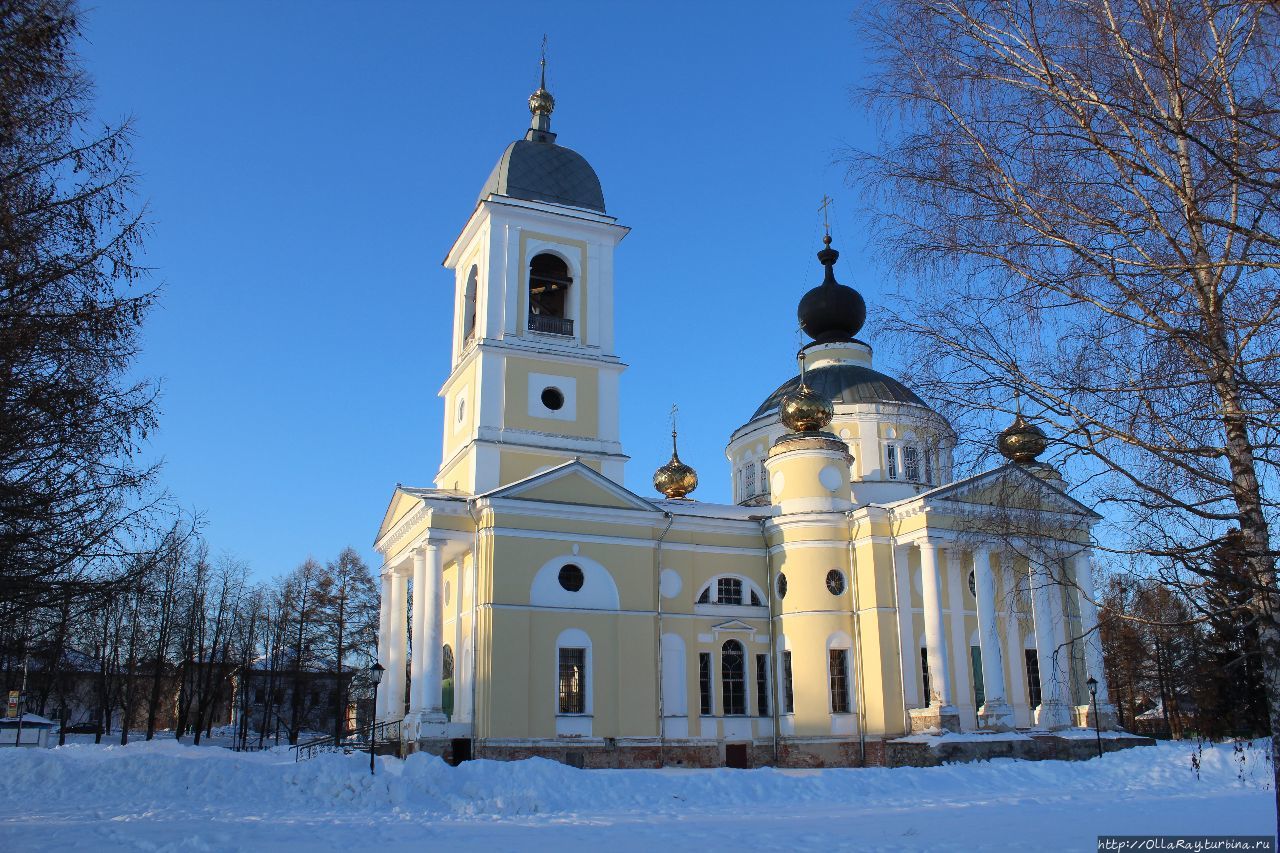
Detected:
[
  {"left": 294, "top": 718, "right": 400, "bottom": 762},
  {"left": 528, "top": 314, "right": 574, "bottom": 336}
]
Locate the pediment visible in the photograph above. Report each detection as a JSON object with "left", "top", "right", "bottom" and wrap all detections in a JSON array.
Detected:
[
  {"left": 916, "top": 464, "right": 1100, "bottom": 519},
  {"left": 711, "top": 619, "right": 756, "bottom": 633},
  {"left": 483, "top": 461, "right": 658, "bottom": 512},
  {"left": 375, "top": 487, "right": 425, "bottom": 544}
]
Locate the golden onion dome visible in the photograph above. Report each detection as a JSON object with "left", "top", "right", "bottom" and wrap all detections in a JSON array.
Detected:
[
  {"left": 779, "top": 382, "right": 834, "bottom": 432},
  {"left": 529, "top": 86, "right": 555, "bottom": 116},
  {"left": 997, "top": 412, "right": 1049, "bottom": 464},
  {"left": 653, "top": 430, "right": 698, "bottom": 499}
]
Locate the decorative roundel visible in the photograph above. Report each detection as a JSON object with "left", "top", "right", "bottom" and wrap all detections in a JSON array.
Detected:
[
  {"left": 968, "top": 569, "right": 977, "bottom": 598},
  {"left": 818, "top": 465, "right": 844, "bottom": 492},
  {"left": 826, "top": 569, "right": 846, "bottom": 596},
  {"left": 541, "top": 386, "right": 565, "bottom": 411},
  {"left": 776, "top": 572, "right": 788, "bottom": 599},
  {"left": 558, "top": 563, "right": 584, "bottom": 592}
]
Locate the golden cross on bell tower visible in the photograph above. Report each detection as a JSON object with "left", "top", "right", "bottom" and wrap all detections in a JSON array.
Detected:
[
  {"left": 818, "top": 194, "right": 834, "bottom": 236},
  {"left": 669, "top": 403, "right": 679, "bottom": 435}
]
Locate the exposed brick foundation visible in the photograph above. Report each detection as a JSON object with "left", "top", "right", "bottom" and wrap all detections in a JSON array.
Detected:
[{"left": 404, "top": 732, "right": 1153, "bottom": 770}]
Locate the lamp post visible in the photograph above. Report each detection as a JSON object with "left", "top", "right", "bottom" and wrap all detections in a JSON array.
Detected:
[
  {"left": 368, "top": 663, "right": 384, "bottom": 776},
  {"left": 1086, "top": 676, "right": 1103, "bottom": 759}
]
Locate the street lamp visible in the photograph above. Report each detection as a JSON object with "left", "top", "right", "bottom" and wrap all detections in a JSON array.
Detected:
[
  {"left": 1086, "top": 676, "right": 1103, "bottom": 759},
  {"left": 368, "top": 663, "right": 384, "bottom": 776}
]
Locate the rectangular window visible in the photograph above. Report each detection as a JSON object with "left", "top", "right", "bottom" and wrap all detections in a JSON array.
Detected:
[
  {"left": 723, "top": 644, "right": 746, "bottom": 716},
  {"left": 699, "top": 652, "right": 713, "bottom": 715},
  {"left": 759, "top": 461, "right": 769, "bottom": 497},
  {"left": 558, "top": 648, "right": 586, "bottom": 714},
  {"left": 1025, "top": 649, "right": 1042, "bottom": 708},
  {"left": 829, "top": 649, "right": 851, "bottom": 714},
  {"left": 971, "top": 646, "right": 985, "bottom": 708},
  {"left": 924, "top": 448, "right": 934, "bottom": 484},
  {"left": 717, "top": 577, "right": 743, "bottom": 606},
  {"left": 903, "top": 445, "right": 920, "bottom": 481},
  {"left": 886, "top": 444, "right": 899, "bottom": 480},
  {"left": 745, "top": 463, "right": 756, "bottom": 496},
  {"left": 755, "top": 654, "right": 769, "bottom": 717},
  {"left": 921, "top": 648, "right": 931, "bottom": 707},
  {"left": 782, "top": 651, "right": 794, "bottom": 713}
]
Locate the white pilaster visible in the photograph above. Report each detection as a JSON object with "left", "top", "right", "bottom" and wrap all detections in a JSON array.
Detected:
[
  {"left": 1029, "top": 549, "right": 1071, "bottom": 729},
  {"left": 974, "top": 547, "right": 1014, "bottom": 729}
]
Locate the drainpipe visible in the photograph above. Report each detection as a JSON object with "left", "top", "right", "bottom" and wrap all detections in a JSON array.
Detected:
[
  {"left": 757, "top": 517, "right": 780, "bottom": 767},
  {"left": 847, "top": 512, "right": 868, "bottom": 765},
  {"left": 653, "top": 511, "right": 674, "bottom": 767},
  {"left": 466, "top": 499, "right": 482, "bottom": 759}
]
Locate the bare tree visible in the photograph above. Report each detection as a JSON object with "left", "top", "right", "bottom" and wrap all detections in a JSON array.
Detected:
[
  {"left": 854, "top": 0, "right": 1280, "bottom": 824},
  {"left": 316, "top": 547, "right": 378, "bottom": 742}
]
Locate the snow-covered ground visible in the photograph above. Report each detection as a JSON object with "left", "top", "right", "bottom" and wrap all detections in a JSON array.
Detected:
[{"left": 0, "top": 739, "right": 1271, "bottom": 852}]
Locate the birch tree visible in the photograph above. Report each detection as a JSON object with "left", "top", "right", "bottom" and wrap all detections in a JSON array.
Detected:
[{"left": 854, "top": 0, "right": 1280, "bottom": 824}]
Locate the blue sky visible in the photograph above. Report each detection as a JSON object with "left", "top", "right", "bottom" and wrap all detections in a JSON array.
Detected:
[{"left": 78, "top": 1, "right": 891, "bottom": 580}]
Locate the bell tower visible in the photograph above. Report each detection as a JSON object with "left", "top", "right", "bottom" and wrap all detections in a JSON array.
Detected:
[{"left": 436, "top": 62, "right": 629, "bottom": 494}]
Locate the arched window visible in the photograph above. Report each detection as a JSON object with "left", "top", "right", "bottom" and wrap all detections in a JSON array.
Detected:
[
  {"left": 463, "top": 266, "right": 478, "bottom": 343},
  {"left": 721, "top": 640, "right": 746, "bottom": 716},
  {"left": 528, "top": 253, "right": 573, "bottom": 336},
  {"left": 442, "top": 645, "right": 454, "bottom": 719}
]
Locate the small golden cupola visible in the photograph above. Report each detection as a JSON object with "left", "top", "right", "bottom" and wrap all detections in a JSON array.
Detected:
[
  {"left": 779, "top": 351, "right": 835, "bottom": 433},
  {"left": 653, "top": 406, "right": 699, "bottom": 499},
  {"left": 996, "top": 412, "right": 1049, "bottom": 464}
]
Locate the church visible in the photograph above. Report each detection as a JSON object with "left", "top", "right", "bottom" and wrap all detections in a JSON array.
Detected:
[{"left": 371, "top": 68, "right": 1139, "bottom": 768}]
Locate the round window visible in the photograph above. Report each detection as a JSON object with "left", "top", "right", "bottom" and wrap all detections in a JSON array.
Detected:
[
  {"left": 558, "top": 563, "right": 584, "bottom": 592},
  {"left": 826, "top": 569, "right": 846, "bottom": 596},
  {"left": 541, "top": 387, "right": 565, "bottom": 411},
  {"left": 776, "top": 572, "right": 788, "bottom": 599},
  {"left": 968, "top": 569, "right": 977, "bottom": 597}
]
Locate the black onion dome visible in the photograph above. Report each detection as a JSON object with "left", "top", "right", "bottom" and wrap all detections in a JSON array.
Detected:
[
  {"left": 797, "top": 236, "right": 866, "bottom": 343},
  {"left": 752, "top": 363, "right": 928, "bottom": 420}
]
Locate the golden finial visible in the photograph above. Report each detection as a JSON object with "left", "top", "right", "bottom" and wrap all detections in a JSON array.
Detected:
[
  {"left": 780, "top": 350, "right": 834, "bottom": 433},
  {"left": 529, "top": 35, "right": 555, "bottom": 118},
  {"left": 818, "top": 194, "right": 833, "bottom": 237},
  {"left": 653, "top": 403, "right": 699, "bottom": 499}
]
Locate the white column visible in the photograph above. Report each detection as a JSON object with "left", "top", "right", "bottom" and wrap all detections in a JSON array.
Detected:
[
  {"left": 421, "top": 541, "right": 447, "bottom": 722},
  {"left": 409, "top": 548, "right": 428, "bottom": 715},
  {"left": 386, "top": 568, "right": 409, "bottom": 719},
  {"left": 893, "top": 544, "right": 920, "bottom": 708},
  {"left": 945, "top": 546, "right": 971, "bottom": 715},
  {"left": 919, "top": 541, "right": 956, "bottom": 714},
  {"left": 1029, "top": 549, "right": 1071, "bottom": 729},
  {"left": 1073, "top": 551, "right": 1116, "bottom": 726},
  {"left": 375, "top": 571, "right": 392, "bottom": 719},
  {"left": 974, "top": 547, "right": 1013, "bottom": 729}
]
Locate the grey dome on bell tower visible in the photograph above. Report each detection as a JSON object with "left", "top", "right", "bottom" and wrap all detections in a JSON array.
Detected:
[{"left": 476, "top": 58, "right": 606, "bottom": 213}]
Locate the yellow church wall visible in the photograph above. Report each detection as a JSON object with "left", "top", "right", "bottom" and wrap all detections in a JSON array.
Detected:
[
  {"left": 857, "top": 608, "right": 908, "bottom": 734},
  {"left": 502, "top": 356, "right": 601, "bottom": 438},
  {"left": 776, "top": 612, "right": 856, "bottom": 736},
  {"left": 483, "top": 607, "right": 658, "bottom": 740},
  {"left": 767, "top": 449, "right": 852, "bottom": 504},
  {"left": 486, "top": 535, "right": 656, "bottom": 610},
  {"left": 440, "top": 357, "right": 480, "bottom": 462},
  {"left": 490, "top": 510, "right": 656, "bottom": 543}
]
